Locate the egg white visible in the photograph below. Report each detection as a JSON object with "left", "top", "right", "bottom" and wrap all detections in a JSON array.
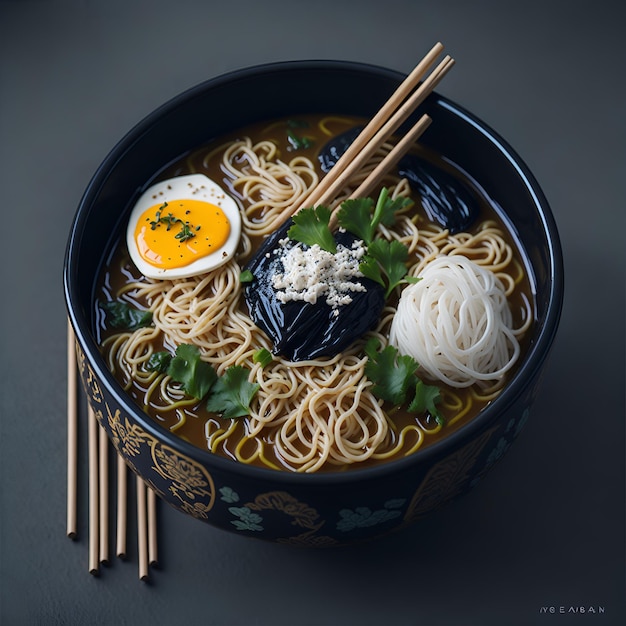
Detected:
[{"left": 126, "top": 173, "right": 241, "bottom": 279}]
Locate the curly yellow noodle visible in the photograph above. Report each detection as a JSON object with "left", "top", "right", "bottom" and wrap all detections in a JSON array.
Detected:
[
  {"left": 235, "top": 435, "right": 282, "bottom": 471},
  {"left": 440, "top": 389, "right": 474, "bottom": 427},
  {"left": 169, "top": 410, "right": 187, "bottom": 432},
  {"left": 207, "top": 418, "right": 239, "bottom": 451},
  {"left": 370, "top": 424, "right": 425, "bottom": 460}
]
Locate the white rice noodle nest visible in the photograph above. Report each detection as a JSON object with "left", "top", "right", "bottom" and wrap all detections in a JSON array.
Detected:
[{"left": 389, "top": 255, "right": 521, "bottom": 388}]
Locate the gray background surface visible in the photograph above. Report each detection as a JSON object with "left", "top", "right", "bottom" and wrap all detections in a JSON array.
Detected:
[{"left": 1, "top": 1, "right": 624, "bottom": 625}]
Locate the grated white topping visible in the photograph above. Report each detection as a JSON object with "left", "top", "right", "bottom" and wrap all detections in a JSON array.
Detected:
[{"left": 272, "top": 239, "right": 367, "bottom": 308}]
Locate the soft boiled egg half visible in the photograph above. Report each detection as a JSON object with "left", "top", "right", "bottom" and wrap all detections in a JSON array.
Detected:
[{"left": 126, "top": 174, "right": 241, "bottom": 279}]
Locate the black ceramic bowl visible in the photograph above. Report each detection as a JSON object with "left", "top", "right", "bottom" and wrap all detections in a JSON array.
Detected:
[{"left": 64, "top": 61, "right": 563, "bottom": 546}]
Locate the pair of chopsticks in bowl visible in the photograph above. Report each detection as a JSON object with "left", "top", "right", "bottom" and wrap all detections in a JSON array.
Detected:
[
  {"left": 63, "top": 42, "right": 454, "bottom": 580},
  {"left": 289, "top": 41, "right": 454, "bottom": 227},
  {"left": 66, "top": 320, "right": 158, "bottom": 581}
]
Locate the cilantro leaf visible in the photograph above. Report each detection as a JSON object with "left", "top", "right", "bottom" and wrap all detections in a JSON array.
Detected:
[
  {"left": 365, "top": 338, "right": 444, "bottom": 422},
  {"left": 147, "top": 351, "right": 172, "bottom": 374},
  {"left": 205, "top": 365, "right": 260, "bottom": 419},
  {"left": 373, "top": 189, "right": 413, "bottom": 228},
  {"left": 358, "top": 254, "right": 386, "bottom": 289},
  {"left": 288, "top": 206, "right": 337, "bottom": 253},
  {"left": 362, "top": 239, "right": 419, "bottom": 298},
  {"left": 167, "top": 344, "right": 217, "bottom": 400},
  {"left": 408, "top": 379, "right": 444, "bottom": 425},
  {"left": 102, "top": 300, "right": 153, "bottom": 331},
  {"left": 364, "top": 338, "right": 419, "bottom": 406},
  {"left": 337, "top": 188, "right": 413, "bottom": 245},
  {"left": 336, "top": 197, "right": 376, "bottom": 244}
]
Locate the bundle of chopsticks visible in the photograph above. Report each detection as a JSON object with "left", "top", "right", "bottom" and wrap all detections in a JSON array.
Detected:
[
  {"left": 63, "top": 43, "right": 453, "bottom": 580},
  {"left": 66, "top": 319, "right": 159, "bottom": 581}
]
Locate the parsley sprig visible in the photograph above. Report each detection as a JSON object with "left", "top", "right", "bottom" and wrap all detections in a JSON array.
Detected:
[
  {"left": 146, "top": 343, "right": 259, "bottom": 418},
  {"left": 364, "top": 337, "right": 443, "bottom": 425},
  {"left": 359, "top": 238, "right": 419, "bottom": 298},
  {"left": 206, "top": 365, "right": 261, "bottom": 419},
  {"left": 167, "top": 344, "right": 217, "bottom": 400},
  {"left": 336, "top": 187, "right": 411, "bottom": 245},
  {"left": 287, "top": 205, "right": 337, "bottom": 253}
]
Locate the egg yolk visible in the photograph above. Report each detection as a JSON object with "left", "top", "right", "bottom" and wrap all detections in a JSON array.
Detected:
[{"left": 134, "top": 199, "right": 231, "bottom": 269}]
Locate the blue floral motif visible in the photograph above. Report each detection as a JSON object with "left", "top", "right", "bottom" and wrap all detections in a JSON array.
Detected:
[
  {"left": 228, "top": 506, "right": 264, "bottom": 531},
  {"left": 219, "top": 486, "right": 240, "bottom": 503},
  {"left": 470, "top": 407, "right": 532, "bottom": 488},
  {"left": 514, "top": 408, "right": 530, "bottom": 437},
  {"left": 336, "top": 499, "right": 405, "bottom": 532},
  {"left": 486, "top": 436, "right": 510, "bottom": 466}
]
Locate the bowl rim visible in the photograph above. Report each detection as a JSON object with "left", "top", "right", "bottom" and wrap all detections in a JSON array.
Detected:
[{"left": 64, "top": 59, "right": 564, "bottom": 485}]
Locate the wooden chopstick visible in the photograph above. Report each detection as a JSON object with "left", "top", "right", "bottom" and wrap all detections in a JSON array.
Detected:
[
  {"left": 136, "top": 476, "right": 149, "bottom": 581},
  {"left": 66, "top": 319, "right": 78, "bottom": 540},
  {"left": 292, "top": 43, "right": 453, "bottom": 217},
  {"left": 292, "top": 42, "right": 445, "bottom": 214},
  {"left": 116, "top": 453, "right": 128, "bottom": 559},
  {"left": 98, "top": 424, "right": 110, "bottom": 565},
  {"left": 315, "top": 54, "right": 454, "bottom": 213},
  {"left": 348, "top": 114, "right": 433, "bottom": 202},
  {"left": 148, "top": 488, "right": 158, "bottom": 567},
  {"left": 87, "top": 405, "right": 100, "bottom": 575}
]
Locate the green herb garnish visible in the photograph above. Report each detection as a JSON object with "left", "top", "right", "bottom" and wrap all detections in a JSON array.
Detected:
[
  {"left": 336, "top": 188, "right": 416, "bottom": 297},
  {"left": 205, "top": 365, "right": 260, "bottom": 419},
  {"left": 149, "top": 202, "right": 199, "bottom": 243},
  {"left": 364, "top": 337, "right": 442, "bottom": 422},
  {"left": 240, "top": 269, "right": 254, "bottom": 283},
  {"left": 174, "top": 223, "right": 197, "bottom": 242},
  {"left": 102, "top": 301, "right": 153, "bottom": 331},
  {"left": 167, "top": 344, "right": 217, "bottom": 400},
  {"left": 364, "top": 337, "right": 420, "bottom": 406},
  {"left": 146, "top": 351, "right": 172, "bottom": 374},
  {"left": 336, "top": 187, "right": 412, "bottom": 245},
  {"left": 160, "top": 343, "right": 259, "bottom": 417},
  {"left": 287, "top": 205, "right": 336, "bottom": 253},
  {"left": 359, "top": 239, "right": 419, "bottom": 298},
  {"left": 408, "top": 379, "right": 444, "bottom": 426},
  {"left": 253, "top": 348, "right": 273, "bottom": 368},
  {"left": 286, "top": 188, "right": 417, "bottom": 298},
  {"left": 287, "top": 130, "right": 313, "bottom": 150}
]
